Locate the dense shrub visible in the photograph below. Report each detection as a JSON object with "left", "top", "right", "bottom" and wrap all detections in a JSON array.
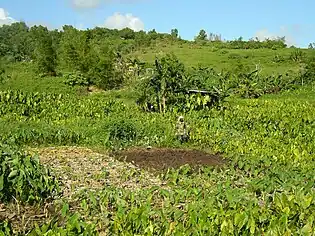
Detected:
[
  {"left": 104, "top": 118, "right": 141, "bottom": 148},
  {"left": 63, "top": 72, "right": 92, "bottom": 87},
  {"left": 0, "top": 144, "right": 60, "bottom": 204},
  {"left": 300, "top": 57, "right": 315, "bottom": 85},
  {"left": 289, "top": 49, "right": 305, "bottom": 62},
  {"left": 228, "top": 53, "right": 242, "bottom": 60}
]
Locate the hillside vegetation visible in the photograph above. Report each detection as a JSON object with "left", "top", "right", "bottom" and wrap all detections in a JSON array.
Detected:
[{"left": 0, "top": 23, "right": 315, "bottom": 235}]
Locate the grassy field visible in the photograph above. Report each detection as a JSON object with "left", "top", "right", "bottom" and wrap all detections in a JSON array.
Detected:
[
  {"left": 1, "top": 44, "right": 315, "bottom": 235},
  {"left": 0, "top": 63, "right": 78, "bottom": 94},
  {"left": 133, "top": 45, "right": 314, "bottom": 75}
]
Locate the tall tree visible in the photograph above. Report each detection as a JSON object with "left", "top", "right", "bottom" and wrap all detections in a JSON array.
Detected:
[
  {"left": 138, "top": 54, "right": 186, "bottom": 113},
  {"left": 119, "top": 28, "right": 135, "bottom": 40},
  {"left": 148, "top": 29, "right": 158, "bottom": 40},
  {"left": 208, "top": 32, "right": 222, "bottom": 41},
  {"left": 171, "top": 28, "right": 179, "bottom": 39},
  {"left": 58, "top": 25, "right": 83, "bottom": 72},
  {"left": 31, "top": 25, "right": 56, "bottom": 76},
  {"left": 195, "top": 29, "right": 207, "bottom": 41},
  {"left": 0, "top": 22, "right": 30, "bottom": 61}
]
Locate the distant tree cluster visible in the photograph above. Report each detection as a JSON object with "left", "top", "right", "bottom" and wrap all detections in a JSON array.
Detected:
[
  {"left": 0, "top": 22, "right": 178, "bottom": 62},
  {"left": 194, "top": 29, "right": 287, "bottom": 49},
  {"left": 195, "top": 30, "right": 222, "bottom": 42},
  {"left": 0, "top": 22, "right": 179, "bottom": 89}
]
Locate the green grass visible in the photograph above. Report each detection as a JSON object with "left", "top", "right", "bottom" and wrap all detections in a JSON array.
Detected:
[
  {"left": 133, "top": 45, "right": 315, "bottom": 75},
  {"left": 261, "top": 83, "right": 315, "bottom": 101},
  {"left": 0, "top": 62, "right": 78, "bottom": 94}
]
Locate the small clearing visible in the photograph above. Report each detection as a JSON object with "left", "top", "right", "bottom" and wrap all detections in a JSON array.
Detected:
[{"left": 31, "top": 146, "right": 166, "bottom": 197}]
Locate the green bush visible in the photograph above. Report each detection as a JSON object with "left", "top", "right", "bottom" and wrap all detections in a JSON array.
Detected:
[
  {"left": 89, "top": 48, "right": 125, "bottom": 90},
  {"left": 63, "top": 72, "right": 92, "bottom": 87},
  {"left": 299, "top": 57, "right": 315, "bottom": 85},
  {"left": 105, "top": 118, "right": 140, "bottom": 147},
  {"left": 220, "top": 50, "right": 229, "bottom": 54},
  {"left": 228, "top": 53, "right": 242, "bottom": 60},
  {"left": 289, "top": 49, "right": 305, "bottom": 62},
  {"left": 0, "top": 144, "right": 60, "bottom": 204},
  {"left": 103, "top": 99, "right": 126, "bottom": 115},
  {"left": 0, "top": 69, "right": 5, "bottom": 84}
]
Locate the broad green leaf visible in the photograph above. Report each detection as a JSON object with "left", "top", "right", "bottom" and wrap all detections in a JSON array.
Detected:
[
  {"left": 301, "top": 223, "right": 312, "bottom": 235},
  {"left": 8, "top": 170, "right": 18, "bottom": 179},
  {"left": 234, "top": 212, "right": 247, "bottom": 230},
  {"left": 61, "top": 203, "right": 69, "bottom": 217},
  {"left": 301, "top": 196, "right": 313, "bottom": 209}
]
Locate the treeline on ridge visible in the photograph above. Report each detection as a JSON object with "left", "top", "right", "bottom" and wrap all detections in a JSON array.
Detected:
[{"left": 0, "top": 22, "right": 289, "bottom": 63}]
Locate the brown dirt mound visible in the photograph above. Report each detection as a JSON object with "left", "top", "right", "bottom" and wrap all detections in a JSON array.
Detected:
[{"left": 114, "top": 148, "right": 225, "bottom": 171}]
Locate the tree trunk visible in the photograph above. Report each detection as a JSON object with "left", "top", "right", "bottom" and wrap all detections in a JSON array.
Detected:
[
  {"left": 158, "top": 94, "right": 162, "bottom": 113},
  {"left": 162, "top": 95, "right": 166, "bottom": 113}
]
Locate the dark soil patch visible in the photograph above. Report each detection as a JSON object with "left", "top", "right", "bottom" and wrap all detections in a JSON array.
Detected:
[{"left": 114, "top": 148, "right": 226, "bottom": 171}]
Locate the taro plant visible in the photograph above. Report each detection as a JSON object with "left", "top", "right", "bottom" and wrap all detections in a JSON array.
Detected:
[
  {"left": 28, "top": 212, "right": 98, "bottom": 236},
  {"left": 0, "top": 221, "right": 12, "bottom": 236},
  {"left": 63, "top": 71, "right": 92, "bottom": 87},
  {"left": 0, "top": 144, "right": 60, "bottom": 204}
]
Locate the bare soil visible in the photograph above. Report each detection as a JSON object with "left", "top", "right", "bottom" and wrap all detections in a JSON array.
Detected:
[{"left": 114, "top": 147, "right": 225, "bottom": 171}]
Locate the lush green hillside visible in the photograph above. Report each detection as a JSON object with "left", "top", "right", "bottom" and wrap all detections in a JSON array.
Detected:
[
  {"left": 133, "top": 45, "right": 313, "bottom": 75},
  {"left": 2, "top": 45, "right": 314, "bottom": 95}
]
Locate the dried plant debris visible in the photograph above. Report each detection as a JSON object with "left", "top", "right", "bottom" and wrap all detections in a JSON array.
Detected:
[{"left": 29, "top": 146, "right": 166, "bottom": 198}]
